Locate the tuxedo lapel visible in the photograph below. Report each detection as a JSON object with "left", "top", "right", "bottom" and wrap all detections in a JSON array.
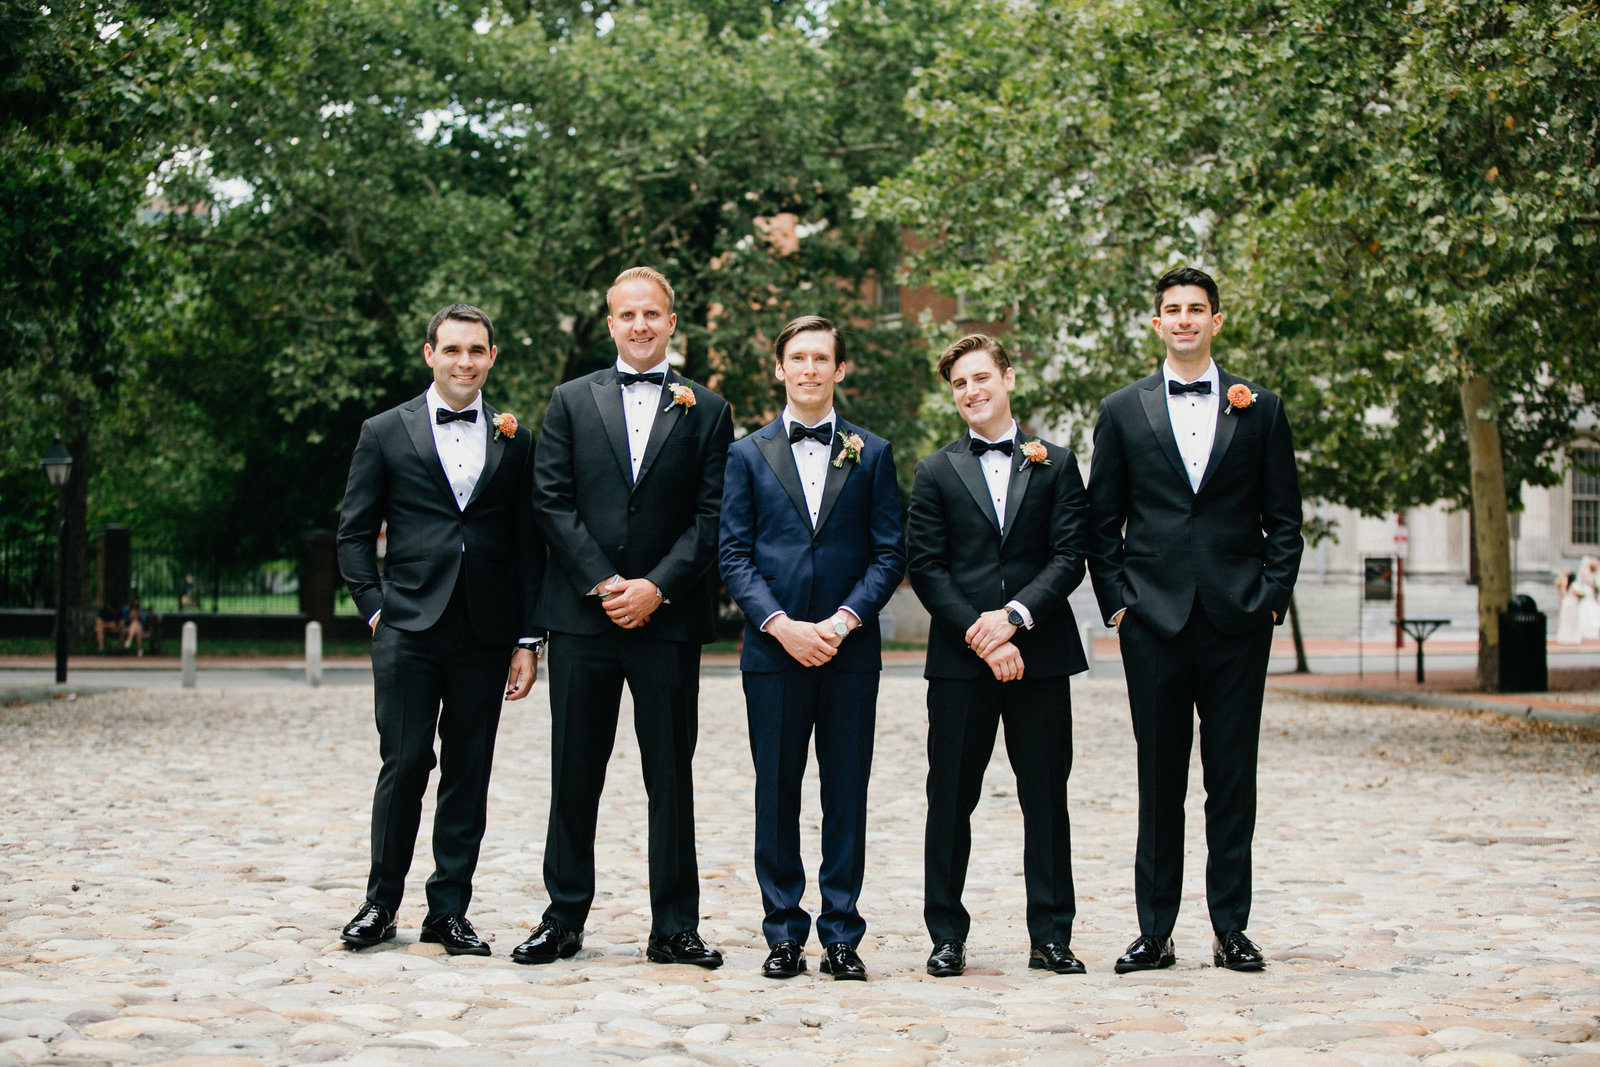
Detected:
[
  {"left": 949, "top": 444, "right": 1001, "bottom": 537},
  {"left": 1138, "top": 375, "right": 1192, "bottom": 488},
  {"left": 1196, "top": 370, "right": 1242, "bottom": 495},
  {"left": 400, "top": 395, "right": 456, "bottom": 503},
  {"left": 590, "top": 374, "right": 633, "bottom": 485},
  {"left": 466, "top": 400, "right": 505, "bottom": 508},
  {"left": 1000, "top": 440, "right": 1035, "bottom": 543},
  {"left": 634, "top": 371, "right": 687, "bottom": 491},
  {"left": 754, "top": 421, "right": 812, "bottom": 528},
  {"left": 814, "top": 423, "right": 855, "bottom": 535}
]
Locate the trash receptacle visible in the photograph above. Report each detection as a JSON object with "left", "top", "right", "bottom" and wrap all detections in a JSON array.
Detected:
[{"left": 1498, "top": 594, "right": 1547, "bottom": 692}]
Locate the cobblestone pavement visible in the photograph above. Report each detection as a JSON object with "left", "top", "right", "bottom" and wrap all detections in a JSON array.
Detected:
[{"left": 3, "top": 675, "right": 1600, "bottom": 1066}]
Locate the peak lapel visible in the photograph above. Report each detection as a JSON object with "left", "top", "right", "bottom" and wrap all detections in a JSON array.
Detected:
[
  {"left": 1196, "top": 370, "right": 1242, "bottom": 494},
  {"left": 1000, "top": 440, "right": 1035, "bottom": 542},
  {"left": 754, "top": 422, "right": 813, "bottom": 528},
  {"left": 634, "top": 371, "right": 686, "bottom": 491},
  {"left": 590, "top": 373, "right": 634, "bottom": 485},
  {"left": 1138, "top": 375, "right": 1192, "bottom": 489},
  {"left": 814, "top": 424, "right": 856, "bottom": 536},
  {"left": 401, "top": 395, "right": 457, "bottom": 503},
  {"left": 465, "top": 401, "right": 506, "bottom": 508},
  {"left": 949, "top": 441, "right": 1001, "bottom": 537}
]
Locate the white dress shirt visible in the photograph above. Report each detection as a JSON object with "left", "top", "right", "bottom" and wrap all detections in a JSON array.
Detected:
[
  {"left": 428, "top": 384, "right": 486, "bottom": 515},
  {"left": 969, "top": 421, "right": 1033, "bottom": 630},
  {"left": 784, "top": 406, "right": 835, "bottom": 528},
  {"left": 618, "top": 357, "right": 669, "bottom": 480},
  {"left": 1165, "top": 359, "right": 1220, "bottom": 493}
]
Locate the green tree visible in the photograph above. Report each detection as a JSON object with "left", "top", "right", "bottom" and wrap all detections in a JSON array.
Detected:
[{"left": 863, "top": 0, "right": 1600, "bottom": 688}]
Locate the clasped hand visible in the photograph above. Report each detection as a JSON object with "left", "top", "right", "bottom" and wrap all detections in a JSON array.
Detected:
[
  {"left": 594, "top": 576, "right": 662, "bottom": 630},
  {"left": 965, "top": 608, "right": 1016, "bottom": 658},
  {"left": 772, "top": 615, "right": 845, "bottom": 668}
]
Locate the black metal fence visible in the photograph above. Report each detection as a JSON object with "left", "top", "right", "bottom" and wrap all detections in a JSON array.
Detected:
[
  {"left": 128, "top": 552, "right": 358, "bottom": 615},
  {"left": 0, "top": 531, "right": 54, "bottom": 609}
]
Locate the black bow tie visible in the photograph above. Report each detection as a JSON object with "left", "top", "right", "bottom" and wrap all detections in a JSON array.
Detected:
[
  {"left": 1168, "top": 379, "right": 1212, "bottom": 396},
  {"left": 789, "top": 422, "right": 833, "bottom": 445},
  {"left": 436, "top": 407, "right": 479, "bottom": 424},
  {"left": 970, "top": 438, "right": 1013, "bottom": 457},
  {"left": 618, "top": 370, "right": 665, "bottom": 386}
]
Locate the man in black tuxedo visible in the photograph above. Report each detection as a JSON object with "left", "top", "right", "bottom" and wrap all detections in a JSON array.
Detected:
[
  {"left": 719, "top": 315, "right": 906, "bottom": 981},
  {"left": 513, "top": 266, "right": 734, "bottom": 969},
  {"left": 336, "top": 303, "right": 543, "bottom": 956},
  {"left": 1086, "top": 267, "right": 1303, "bottom": 973},
  {"left": 907, "top": 333, "right": 1089, "bottom": 979}
]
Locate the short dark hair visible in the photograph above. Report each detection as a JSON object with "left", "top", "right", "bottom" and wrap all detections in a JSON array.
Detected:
[
  {"left": 937, "top": 333, "right": 1012, "bottom": 382},
  {"left": 1154, "top": 266, "right": 1220, "bottom": 316},
  {"left": 427, "top": 303, "right": 495, "bottom": 349},
  {"left": 773, "top": 315, "right": 846, "bottom": 366}
]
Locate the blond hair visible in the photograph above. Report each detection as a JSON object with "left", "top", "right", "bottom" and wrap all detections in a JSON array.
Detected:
[{"left": 606, "top": 266, "right": 675, "bottom": 313}]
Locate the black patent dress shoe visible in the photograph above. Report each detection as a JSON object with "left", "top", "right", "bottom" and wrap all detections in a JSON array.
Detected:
[
  {"left": 1213, "top": 931, "right": 1265, "bottom": 971},
  {"left": 340, "top": 901, "right": 396, "bottom": 948},
  {"left": 926, "top": 939, "right": 965, "bottom": 977},
  {"left": 419, "top": 913, "right": 491, "bottom": 956},
  {"left": 510, "top": 917, "right": 582, "bottom": 965},
  {"left": 1029, "top": 941, "right": 1086, "bottom": 974},
  {"left": 1114, "top": 934, "right": 1176, "bottom": 974},
  {"left": 819, "top": 941, "right": 868, "bottom": 981},
  {"left": 645, "top": 929, "right": 724, "bottom": 968},
  {"left": 761, "top": 940, "right": 806, "bottom": 979}
]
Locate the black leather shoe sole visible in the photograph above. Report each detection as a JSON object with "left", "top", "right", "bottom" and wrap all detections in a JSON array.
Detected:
[
  {"left": 1214, "top": 952, "right": 1264, "bottom": 971},
  {"left": 340, "top": 926, "right": 395, "bottom": 948},
  {"left": 819, "top": 960, "right": 867, "bottom": 981},
  {"left": 1113, "top": 954, "right": 1175, "bottom": 974},
  {"left": 645, "top": 945, "right": 724, "bottom": 968},
  {"left": 420, "top": 928, "right": 491, "bottom": 956},
  {"left": 1029, "top": 953, "right": 1086, "bottom": 975},
  {"left": 927, "top": 958, "right": 964, "bottom": 977}
]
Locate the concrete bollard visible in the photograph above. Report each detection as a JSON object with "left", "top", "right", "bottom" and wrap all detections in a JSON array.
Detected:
[
  {"left": 181, "top": 621, "right": 197, "bottom": 688},
  {"left": 1081, "top": 622, "right": 1097, "bottom": 677},
  {"left": 305, "top": 620, "right": 323, "bottom": 688}
]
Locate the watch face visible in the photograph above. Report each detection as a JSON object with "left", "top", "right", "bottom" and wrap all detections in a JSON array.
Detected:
[
  {"left": 834, "top": 620, "right": 849, "bottom": 636},
  {"left": 1007, "top": 609, "right": 1024, "bottom": 627}
]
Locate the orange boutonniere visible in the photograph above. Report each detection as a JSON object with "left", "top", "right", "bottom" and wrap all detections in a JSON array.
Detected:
[
  {"left": 832, "top": 431, "right": 865, "bottom": 468},
  {"left": 1225, "top": 384, "right": 1258, "bottom": 415},
  {"left": 664, "top": 383, "right": 696, "bottom": 412},
  {"left": 492, "top": 412, "right": 518, "bottom": 440},
  {"left": 1018, "top": 439, "right": 1052, "bottom": 470}
]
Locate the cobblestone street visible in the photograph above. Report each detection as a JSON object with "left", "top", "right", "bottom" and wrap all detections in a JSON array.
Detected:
[{"left": 3, "top": 675, "right": 1599, "bottom": 1065}]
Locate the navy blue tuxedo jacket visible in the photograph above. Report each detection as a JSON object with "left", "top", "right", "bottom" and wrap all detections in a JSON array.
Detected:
[
  {"left": 532, "top": 367, "right": 734, "bottom": 644},
  {"left": 907, "top": 433, "right": 1089, "bottom": 680},
  {"left": 336, "top": 391, "right": 542, "bottom": 645},
  {"left": 1086, "top": 368, "right": 1303, "bottom": 639},
  {"left": 718, "top": 417, "right": 907, "bottom": 674}
]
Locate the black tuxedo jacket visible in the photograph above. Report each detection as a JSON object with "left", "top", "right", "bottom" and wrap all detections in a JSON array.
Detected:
[
  {"left": 532, "top": 367, "right": 734, "bottom": 644},
  {"left": 336, "top": 392, "right": 542, "bottom": 645},
  {"left": 907, "top": 434, "right": 1089, "bottom": 680},
  {"left": 1086, "top": 368, "right": 1303, "bottom": 640}
]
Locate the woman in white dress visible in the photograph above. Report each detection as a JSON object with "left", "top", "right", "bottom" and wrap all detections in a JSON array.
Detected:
[
  {"left": 1578, "top": 557, "right": 1600, "bottom": 641},
  {"left": 1555, "top": 570, "right": 1582, "bottom": 645}
]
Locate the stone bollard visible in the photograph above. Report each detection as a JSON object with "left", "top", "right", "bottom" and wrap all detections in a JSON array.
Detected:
[
  {"left": 181, "top": 621, "right": 197, "bottom": 688},
  {"left": 1081, "top": 621, "right": 1098, "bottom": 677},
  {"left": 306, "top": 620, "right": 323, "bottom": 688}
]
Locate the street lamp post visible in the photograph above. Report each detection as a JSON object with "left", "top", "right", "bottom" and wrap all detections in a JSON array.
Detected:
[{"left": 40, "top": 435, "right": 73, "bottom": 685}]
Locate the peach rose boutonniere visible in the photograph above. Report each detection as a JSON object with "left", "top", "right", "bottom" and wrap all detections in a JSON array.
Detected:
[
  {"left": 492, "top": 412, "right": 518, "bottom": 441},
  {"left": 1018, "top": 439, "right": 1052, "bottom": 470},
  {"left": 663, "top": 383, "right": 696, "bottom": 413},
  {"left": 1225, "top": 384, "right": 1259, "bottom": 415},
  {"left": 832, "top": 431, "right": 865, "bottom": 468}
]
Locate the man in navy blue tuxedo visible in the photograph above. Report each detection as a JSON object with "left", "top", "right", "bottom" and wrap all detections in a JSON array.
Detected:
[
  {"left": 1086, "top": 267, "right": 1303, "bottom": 974},
  {"left": 719, "top": 315, "right": 907, "bottom": 981}
]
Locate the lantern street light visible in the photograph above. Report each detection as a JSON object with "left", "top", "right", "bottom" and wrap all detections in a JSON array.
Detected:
[{"left": 40, "top": 435, "right": 73, "bottom": 684}]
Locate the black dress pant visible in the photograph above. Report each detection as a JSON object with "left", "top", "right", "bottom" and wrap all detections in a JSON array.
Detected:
[
  {"left": 1119, "top": 600, "right": 1273, "bottom": 939},
  {"left": 366, "top": 580, "right": 508, "bottom": 920},
  {"left": 924, "top": 674, "right": 1075, "bottom": 947},
  {"left": 542, "top": 630, "right": 702, "bottom": 936}
]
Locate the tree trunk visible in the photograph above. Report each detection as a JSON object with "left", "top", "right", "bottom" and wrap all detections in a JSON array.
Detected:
[
  {"left": 1288, "top": 593, "right": 1310, "bottom": 673},
  {"left": 1459, "top": 374, "right": 1512, "bottom": 692}
]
